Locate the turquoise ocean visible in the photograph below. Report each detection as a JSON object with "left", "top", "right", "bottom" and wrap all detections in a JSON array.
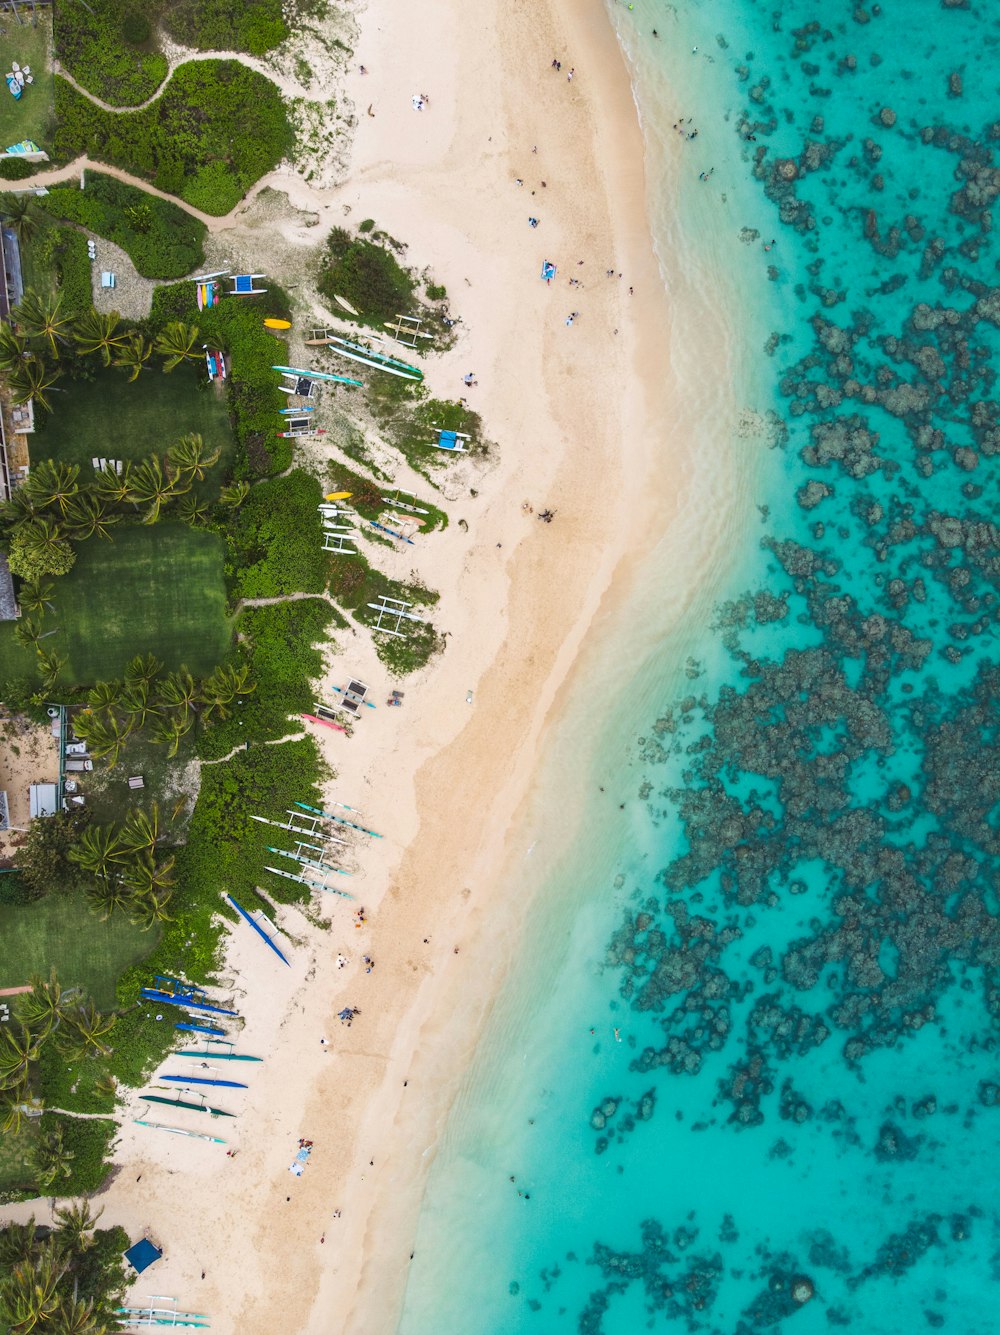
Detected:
[{"left": 398, "top": 1, "right": 1000, "bottom": 1331}]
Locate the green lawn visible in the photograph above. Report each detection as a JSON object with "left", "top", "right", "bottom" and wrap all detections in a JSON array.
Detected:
[
  {"left": 34, "top": 365, "right": 235, "bottom": 497},
  {"left": 0, "top": 524, "right": 232, "bottom": 687},
  {"left": 0, "top": 889, "right": 156, "bottom": 1007},
  {"left": 0, "top": 11, "right": 55, "bottom": 151},
  {"left": 0, "top": 1114, "right": 38, "bottom": 1192}
]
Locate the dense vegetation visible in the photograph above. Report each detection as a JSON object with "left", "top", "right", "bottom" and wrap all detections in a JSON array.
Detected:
[
  {"left": 53, "top": 61, "right": 293, "bottom": 215},
  {"left": 53, "top": 0, "right": 169, "bottom": 106},
  {"left": 163, "top": 0, "right": 288, "bottom": 54},
  {"left": 37, "top": 174, "right": 207, "bottom": 279},
  {"left": 318, "top": 227, "right": 417, "bottom": 328},
  {"left": 227, "top": 469, "right": 328, "bottom": 599},
  {"left": 151, "top": 282, "right": 293, "bottom": 476},
  {"left": 197, "top": 599, "right": 343, "bottom": 761},
  {"left": 53, "top": 0, "right": 289, "bottom": 107},
  {"left": 0, "top": 1200, "right": 129, "bottom": 1329}
]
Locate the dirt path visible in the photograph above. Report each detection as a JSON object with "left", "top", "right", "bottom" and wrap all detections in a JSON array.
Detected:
[
  {"left": 53, "top": 49, "right": 311, "bottom": 115},
  {"left": 231, "top": 592, "right": 340, "bottom": 615},
  {"left": 200, "top": 732, "right": 307, "bottom": 766}
]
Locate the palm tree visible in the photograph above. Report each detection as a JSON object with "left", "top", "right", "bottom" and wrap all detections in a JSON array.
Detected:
[
  {"left": 166, "top": 432, "right": 221, "bottom": 483},
  {"left": 72, "top": 307, "right": 126, "bottom": 366},
  {"left": 14, "top": 617, "right": 45, "bottom": 651},
  {"left": 0, "top": 1243, "right": 68, "bottom": 1335},
  {"left": 157, "top": 668, "right": 199, "bottom": 721},
  {"left": 33, "top": 1122, "right": 75, "bottom": 1187},
  {"left": 119, "top": 678, "right": 162, "bottom": 731},
  {"left": 86, "top": 680, "right": 122, "bottom": 716},
  {"left": 60, "top": 1001, "right": 115, "bottom": 1059},
  {"left": 63, "top": 492, "right": 120, "bottom": 542},
  {"left": 53, "top": 1200, "right": 103, "bottom": 1253},
  {"left": 126, "top": 456, "right": 184, "bottom": 523},
  {"left": 68, "top": 825, "right": 126, "bottom": 882},
  {"left": 0, "top": 1218, "right": 38, "bottom": 1267},
  {"left": 15, "top": 289, "right": 74, "bottom": 358},
  {"left": 113, "top": 332, "right": 152, "bottom": 382},
  {"left": 15, "top": 969, "right": 71, "bottom": 1040},
  {"left": 17, "top": 578, "right": 55, "bottom": 617},
  {"left": 7, "top": 356, "right": 61, "bottom": 411},
  {"left": 0, "top": 193, "right": 39, "bottom": 248},
  {"left": 124, "top": 652, "right": 162, "bottom": 687},
  {"left": 36, "top": 647, "right": 65, "bottom": 692},
  {"left": 128, "top": 887, "right": 174, "bottom": 930},
  {"left": 92, "top": 462, "right": 132, "bottom": 505},
  {"left": 85, "top": 877, "right": 130, "bottom": 922},
  {"left": 175, "top": 492, "right": 210, "bottom": 527},
  {"left": 0, "top": 1021, "right": 44, "bottom": 1090},
  {"left": 0, "top": 322, "right": 28, "bottom": 374},
  {"left": 154, "top": 321, "right": 201, "bottom": 372},
  {"left": 68, "top": 712, "right": 125, "bottom": 764},
  {"left": 120, "top": 804, "right": 161, "bottom": 859},
  {"left": 0, "top": 486, "right": 42, "bottom": 529},
  {"left": 49, "top": 1298, "right": 102, "bottom": 1335},
  {"left": 201, "top": 664, "right": 256, "bottom": 720},
  {"left": 0, "top": 1080, "right": 31, "bottom": 1135},
  {"left": 219, "top": 480, "right": 250, "bottom": 509},
  {"left": 148, "top": 710, "right": 194, "bottom": 758},
  {"left": 23, "top": 460, "right": 80, "bottom": 515}
]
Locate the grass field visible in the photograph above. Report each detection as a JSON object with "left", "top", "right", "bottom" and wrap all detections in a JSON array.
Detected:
[
  {"left": 34, "top": 366, "right": 235, "bottom": 498},
  {"left": 0, "top": 524, "right": 232, "bottom": 687},
  {"left": 0, "top": 12, "right": 55, "bottom": 150},
  {"left": 0, "top": 889, "right": 156, "bottom": 1007},
  {"left": 0, "top": 1115, "right": 38, "bottom": 1192}
]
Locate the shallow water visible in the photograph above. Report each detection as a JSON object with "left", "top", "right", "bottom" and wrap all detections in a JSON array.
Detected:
[{"left": 397, "top": 1, "right": 1000, "bottom": 1331}]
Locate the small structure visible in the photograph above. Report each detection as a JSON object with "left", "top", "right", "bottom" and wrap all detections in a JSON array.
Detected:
[
  {"left": 0, "top": 554, "right": 16, "bottom": 621},
  {"left": 124, "top": 1238, "right": 163, "bottom": 1276},
  {"left": 128, "top": 775, "right": 145, "bottom": 790},
  {"left": 29, "top": 783, "right": 57, "bottom": 819},
  {"left": 366, "top": 595, "right": 427, "bottom": 639},
  {"left": 230, "top": 273, "right": 267, "bottom": 296},
  {"left": 0, "top": 790, "right": 9, "bottom": 830},
  {"left": 431, "top": 427, "right": 471, "bottom": 453},
  {"left": 384, "top": 313, "right": 431, "bottom": 348},
  {"left": 100, "top": 271, "right": 115, "bottom": 289}
]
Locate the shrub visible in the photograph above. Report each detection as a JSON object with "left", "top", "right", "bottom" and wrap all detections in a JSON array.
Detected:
[
  {"left": 0, "top": 159, "right": 35, "bottom": 180},
  {"left": 226, "top": 469, "right": 327, "bottom": 599},
  {"left": 317, "top": 227, "right": 416, "bottom": 328},
  {"left": 164, "top": 0, "right": 288, "bottom": 55},
  {"left": 53, "top": 61, "right": 293, "bottom": 216},
  {"left": 0, "top": 871, "right": 43, "bottom": 906},
  {"left": 54, "top": 0, "right": 169, "bottom": 106},
  {"left": 197, "top": 599, "right": 343, "bottom": 760},
  {"left": 38, "top": 174, "right": 207, "bottom": 279},
  {"left": 53, "top": 227, "right": 96, "bottom": 315}
]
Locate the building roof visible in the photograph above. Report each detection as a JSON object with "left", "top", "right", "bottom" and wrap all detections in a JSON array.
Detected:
[
  {"left": 0, "top": 554, "right": 16, "bottom": 621},
  {"left": 29, "top": 783, "right": 58, "bottom": 819}
]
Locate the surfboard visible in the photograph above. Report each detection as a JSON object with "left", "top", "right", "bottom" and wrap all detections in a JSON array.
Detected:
[
  {"left": 325, "top": 491, "right": 352, "bottom": 501},
  {"left": 333, "top": 294, "right": 360, "bottom": 316},
  {"left": 264, "top": 318, "right": 291, "bottom": 330}
]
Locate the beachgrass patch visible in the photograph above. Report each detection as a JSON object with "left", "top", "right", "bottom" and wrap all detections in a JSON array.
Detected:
[
  {"left": 53, "top": 61, "right": 293, "bottom": 215},
  {"left": 0, "top": 11, "right": 56, "bottom": 151},
  {"left": 318, "top": 227, "right": 416, "bottom": 330},
  {"left": 37, "top": 173, "right": 208, "bottom": 279}
]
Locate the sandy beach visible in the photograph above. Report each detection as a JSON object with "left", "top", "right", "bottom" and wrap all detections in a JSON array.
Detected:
[{"left": 6, "top": 0, "right": 707, "bottom": 1329}]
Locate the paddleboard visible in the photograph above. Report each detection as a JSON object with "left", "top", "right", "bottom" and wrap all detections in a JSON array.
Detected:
[
  {"left": 264, "top": 318, "right": 291, "bottom": 330},
  {"left": 325, "top": 491, "right": 352, "bottom": 501}
]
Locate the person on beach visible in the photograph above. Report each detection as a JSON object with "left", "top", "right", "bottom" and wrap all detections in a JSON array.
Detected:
[
  {"left": 529, "top": 217, "right": 539, "bottom": 228},
  {"left": 567, "top": 68, "right": 575, "bottom": 81}
]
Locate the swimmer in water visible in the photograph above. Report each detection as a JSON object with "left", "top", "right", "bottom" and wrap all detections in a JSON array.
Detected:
[{"left": 614, "top": 1027, "right": 621, "bottom": 1042}]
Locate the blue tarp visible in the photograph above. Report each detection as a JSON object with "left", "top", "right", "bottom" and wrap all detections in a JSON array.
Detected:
[{"left": 124, "top": 1238, "right": 162, "bottom": 1274}]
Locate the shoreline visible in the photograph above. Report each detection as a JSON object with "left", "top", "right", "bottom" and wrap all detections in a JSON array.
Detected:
[{"left": 1, "top": 2, "right": 747, "bottom": 1333}]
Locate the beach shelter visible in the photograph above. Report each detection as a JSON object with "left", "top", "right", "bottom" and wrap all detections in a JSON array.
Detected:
[{"left": 124, "top": 1238, "right": 162, "bottom": 1275}]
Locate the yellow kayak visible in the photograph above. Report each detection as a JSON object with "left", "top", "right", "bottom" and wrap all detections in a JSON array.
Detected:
[
  {"left": 325, "top": 491, "right": 352, "bottom": 501},
  {"left": 264, "top": 318, "right": 291, "bottom": 330}
]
